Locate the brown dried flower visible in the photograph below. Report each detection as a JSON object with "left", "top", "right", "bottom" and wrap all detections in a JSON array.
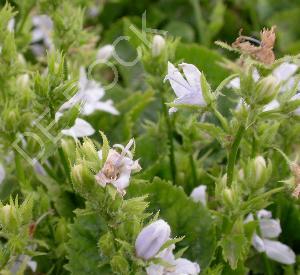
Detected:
[
  {"left": 290, "top": 163, "right": 300, "bottom": 198},
  {"left": 232, "top": 26, "right": 276, "bottom": 65}
]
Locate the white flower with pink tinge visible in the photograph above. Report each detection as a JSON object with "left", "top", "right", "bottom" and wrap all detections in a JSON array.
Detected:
[
  {"left": 164, "top": 62, "right": 206, "bottom": 114},
  {"left": 95, "top": 139, "right": 141, "bottom": 195}
]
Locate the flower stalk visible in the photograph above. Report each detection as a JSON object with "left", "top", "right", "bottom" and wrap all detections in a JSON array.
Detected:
[{"left": 226, "top": 124, "right": 245, "bottom": 186}]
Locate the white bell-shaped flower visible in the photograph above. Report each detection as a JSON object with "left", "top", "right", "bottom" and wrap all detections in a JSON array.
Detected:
[
  {"left": 135, "top": 219, "right": 171, "bottom": 260},
  {"left": 164, "top": 62, "right": 206, "bottom": 114}
]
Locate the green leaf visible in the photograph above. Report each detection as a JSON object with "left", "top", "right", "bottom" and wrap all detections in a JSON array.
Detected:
[
  {"left": 127, "top": 177, "right": 216, "bottom": 269},
  {"left": 66, "top": 212, "right": 109, "bottom": 275},
  {"left": 99, "top": 131, "right": 110, "bottom": 163},
  {"left": 220, "top": 233, "right": 247, "bottom": 269}
]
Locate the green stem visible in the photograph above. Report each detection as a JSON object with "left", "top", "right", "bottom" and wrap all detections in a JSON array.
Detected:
[
  {"left": 189, "top": 0, "right": 208, "bottom": 45},
  {"left": 254, "top": 214, "right": 273, "bottom": 275},
  {"left": 160, "top": 92, "right": 177, "bottom": 185},
  {"left": 189, "top": 154, "right": 197, "bottom": 188},
  {"left": 58, "top": 147, "right": 71, "bottom": 182},
  {"left": 14, "top": 151, "right": 25, "bottom": 184},
  {"left": 226, "top": 125, "right": 245, "bottom": 186},
  {"left": 213, "top": 107, "right": 229, "bottom": 132},
  {"left": 16, "top": 4, "right": 33, "bottom": 35},
  {"left": 251, "top": 134, "right": 257, "bottom": 158}
]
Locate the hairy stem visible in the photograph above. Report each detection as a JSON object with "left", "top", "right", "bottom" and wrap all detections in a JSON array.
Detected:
[
  {"left": 189, "top": 0, "right": 208, "bottom": 45},
  {"left": 189, "top": 154, "right": 197, "bottom": 188},
  {"left": 160, "top": 92, "right": 177, "bottom": 185},
  {"left": 14, "top": 151, "right": 25, "bottom": 184},
  {"left": 226, "top": 125, "right": 245, "bottom": 186}
]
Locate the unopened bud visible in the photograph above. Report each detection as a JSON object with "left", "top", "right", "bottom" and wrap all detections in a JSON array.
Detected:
[
  {"left": 0, "top": 205, "right": 12, "bottom": 225},
  {"left": 16, "top": 74, "right": 29, "bottom": 89},
  {"left": 110, "top": 255, "right": 129, "bottom": 274},
  {"left": 190, "top": 185, "right": 207, "bottom": 206},
  {"left": 81, "top": 139, "right": 99, "bottom": 162},
  {"left": 255, "top": 75, "right": 279, "bottom": 105},
  {"left": 71, "top": 164, "right": 95, "bottom": 194},
  {"left": 135, "top": 219, "right": 170, "bottom": 260},
  {"left": 254, "top": 156, "right": 266, "bottom": 182},
  {"left": 222, "top": 188, "right": 236, "bottom": 207},
  {"left": 152, "top": 35, "right": 166, "bottom": 57}
]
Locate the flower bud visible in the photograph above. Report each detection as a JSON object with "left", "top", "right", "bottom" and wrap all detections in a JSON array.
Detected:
[
  {"left": 222, "top": 188, "right": 234, "bottom": 206},
  {"left": 0, "top": 205, "right": 12, "bottom": 225},
  {"left": 71, "top": 164, "right": 95, "bottom": 195},
  {"left": 110, "top": 255, "right": 129, "bottom": 274},
  {"left": 135, "top": 219, "right": 171, "bottom": 260},
  {"left": 152, "top": 35, "right": 166, "bottom": 57},
  {"left": 2, "top": 108, "right": 20, "bottom": 132},
  {"left": 96, "top": 45, "right": 114, "bottom": 61},
  {"left": 254, "top": 156, "right": 266, "bottom": 182},
  {"left": 81, "top": 139, "right": 99, "bottom": 163},
  {"left": 254, "top": 75, "right": 280, "bottom": 105},
  {"left": 16, "top": 74, "right": 29, "bottom": 89},
  {"left": 190, "top": 185, "right": 207, "bottom": 206}
]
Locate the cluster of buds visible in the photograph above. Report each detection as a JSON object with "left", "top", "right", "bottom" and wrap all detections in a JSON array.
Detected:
[
  {"left": 241, "top": 155, "right": 272, "bottom": 191},
  {"left": 135, "top": 219, "right": 200, "bottom": 274}
]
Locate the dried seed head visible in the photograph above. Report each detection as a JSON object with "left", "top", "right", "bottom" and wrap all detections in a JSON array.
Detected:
[
  {"left": 261, "top": 26, "right": 276, "bottom": 49},
  {"left": 290, "top": 163, "right": 300, "bottom": 198},
  {"left": 232, "top": 26, "right": 276, "bottom": 65}
]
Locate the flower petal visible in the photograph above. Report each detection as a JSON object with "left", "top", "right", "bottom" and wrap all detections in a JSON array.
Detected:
[
  {"left": 263, "top": 239, "right": 296, "bottom": 265},
  {"left": 174, "top": 93, "right": 205, "bottom": 106},
  {"left": 0, "top": 164, "right": 5, "bottom": 184},
  {"left": 252, "top": 234, "right": 266, "bottom": 253},
  {"left": 164, "top": 62, "right": 191, "bottom": 97},
  {"left": 179, "top": 63, "right": 202, "bottom": 93},
  {"left": 190, "top": 185, "right": 207, "bottom": 206},
  {"left": 272, "top": 63, "right": 298, "bottom": 82},
  {"left": 172, "top": 258, "right": 201, "bottom": 275},
  {"left": 259, "top": 219, "right": 281, "bottom": 238},
  {"left": 88, "top": 100, "right": 119, "bottom": 115},
  {"left": 61, "top": 118, "right": 95, "bottom": 138},
  {"left": 257, "top": 209, "right": 272, "bottom": 219},
  {"left": 263, "top": 99, "right": 280, "bottom": 112}
]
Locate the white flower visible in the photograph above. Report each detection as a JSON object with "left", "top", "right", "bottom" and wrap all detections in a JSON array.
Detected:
[
  {"left": 11, "top": 255, "right": 37, "bottom": 273},
  {"left": 245, "top": 209, "right": 296, "bottom": 265},
  {"left": 262, "top": 99, "right": 280, "bottom": 112},
  {"left": 164, "top": 62, "right": 206, "bottom": 114},
  {"left": 61, "top": 118, "right": 95, "bottom": 138},
  {"left": 290, "top": 93, "right": 300, "bottom": 115},
  {"left": 228, "top": 62, "right": 299, "bottom": 93},
  {"left": 152, "top": 35, "right": 166, "bottom": 57},
  {"left": 190, "top": 185, "right": 207, "bottom": 206},
  {"left": 59, "top": 67, "right": 119, "bottom": 116},
  {"left": 95, "top": 139, "right": 141, "bottom": 194},
  {"left": 32, "top": 15, "right": 53, "bottom": 48},
  {"left": 7, "top": 18, "right": 15, "bottom": 32},
  {"left": 0, "top": 164, "right": 5, "bottom": 184},
  {"left": 96, "top": 45, "right": 115, "bottom": 61},
  {"left": 135, "top": 219, "right": 171, "bottom": 260},
  {"left": 57, "top": 67, "right": 119, "bottom": 138},
  {"left": 146, "top": 244, "right": 200, "bottom": 275}
]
